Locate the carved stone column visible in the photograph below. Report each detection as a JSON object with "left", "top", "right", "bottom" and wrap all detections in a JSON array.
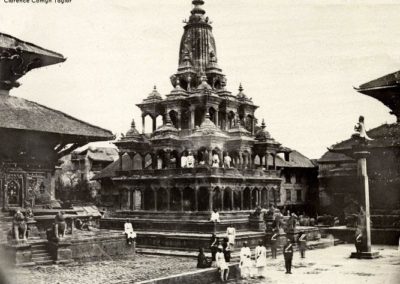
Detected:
[
  {"left": 152, "top": 117, "right": 157, "bottom": 132},
  {"left": 142, "top": 115, "right": 145, "bottom": 134},
  {"left": 119, "top": 152, "right": 124, "bottom": 171},
  {"left": 177, "top": 111, "right": 182, "bottom": 129},
  {"left": 154, "top": 189, "right": 157, "bottom": 211},
  {"left": 209, "top": 188, "right": 213, "bottom": 211},
  {"left": 141, "top": 155, "right": 146, "bottom": 169},
  {"left": 166, "top": 189, "right": 171, "bottom": 211},
  {"left": 225, "top": 112, "right": 229, "bottom": 130},
  {"left": 221, "top": 189, "right": 224, "bottom": 211},
  {"left": 240, "top": 189, "right": 244, "bottom": 210},
  {"left": 194, "top": 187, "right": 198, "bottom": 212},
  {"left": 180, "top": 189, "right": 184, "bottom": 212},
  {"left": 190, "top": 107, "right": 195, "bottom": 129},
  {"left": 215, "top": 108, "right": 219, "bottom": 127},
  {"left": 230, "top": 190, "right": 234, "bottom": 211}
]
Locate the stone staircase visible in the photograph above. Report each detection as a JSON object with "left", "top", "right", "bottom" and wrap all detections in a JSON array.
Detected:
[{"left": 30, "top": 241, "right": 53, "bottom": 265}]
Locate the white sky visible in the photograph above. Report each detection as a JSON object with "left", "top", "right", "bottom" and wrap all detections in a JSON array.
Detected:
[{"left": 1, "top": 0, "right": 400, "bottom": 159}]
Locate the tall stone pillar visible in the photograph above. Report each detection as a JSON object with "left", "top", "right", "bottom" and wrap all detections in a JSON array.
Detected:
[
  {"left": 240, "top": 190, "right": 243, "bottom": 210},
  {"left": 230, "top": 190, "right": 234, "bottom": 211},
  {"left": 142, "top": 116, "right": 145, "bottom": 134},
  {"left": 194, "top": 187, "right": 198, "bottom": 212},
  {"left": 265, "top": 152, "right": 269, "bottom": 169},
  {"left": 221, "top": 190, "right": 224, "bottom": 211},
  {"left": 215, "top": 109, "right": 219, "bottom": 127},
  {"left": 239, "top": 151, "right": 244, "bottom": 169},
  {"left": 209, "top": 189, "right": 213, "bottom": 211},
  {"left": 166, "top": 189, "right": 171, "bottom": 211},
  {"left": 152, "top": 117, "right": 157, "bottom": 132},
  {"left": 154, "top": 190, "right": 157, "bottom": 211},
  {"left": 180, "top": 189, "right": 184, "bottom": 212},
  {"left": 273, "top": 154, "right": 276, "bottom": 170},
  {"left": 119, "top": 152, "right": 124, "bottom": 171},
  {"left": 225, "top": 112, "right": 229, "bottom": 130},
  {"left": 141, "top": 155, "right": 146, "bottom": 169},
  {"left": 190, "top": 107, "right": 195, "bottom": 129},
  {"left": 177, "top": 112, "right": 182, "bottom": 129}
]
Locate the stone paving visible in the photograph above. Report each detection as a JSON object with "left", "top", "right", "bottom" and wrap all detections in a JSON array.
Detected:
[
  {"left": 2, "top": 244, "right": 399, "bottom": 284},
  {"left": 228, "top": 244, "right": 400, "bottom": 284},
  {"left": 4, "top": 255, "right": 197, "bottom": 284}
]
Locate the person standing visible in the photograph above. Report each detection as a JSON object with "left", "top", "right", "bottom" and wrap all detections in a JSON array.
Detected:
[
  {"left": 210, "top": 233, "right": 219, "bottom": 266},
  {"left": 283, "top": 238, "right": 294, "bottom": 274},
  {"left": 271, "top": 230, "right": 278, "bottom": 259},
  {"left": 255, "top": 241, "right": 267, "bottom": 278},
  {"left": 298, "top": 232, "right": 307, "bottom": 258},
  {"left": 226, "top": 224, "right": 236, "bottom": 250},
  {"left": 239, "top": 242, "right": 252, "bottom": 279},
  {"left": 222, "top": 237, "right": 231, "bottom": 262},
  {"left": 355, "top": 230, "right": 363, "bottom": 257},
  {"left": 216, "top": 245, "right": 229, "bottom": 282}
]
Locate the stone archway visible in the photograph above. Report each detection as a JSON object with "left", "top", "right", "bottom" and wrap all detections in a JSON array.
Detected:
[
  {"left": 183, "top": 187, "right": 196, "bottom": 211},
  {"left": 198, "top": 187, "right": 209, "bottom": 211},
  {"left": 212, "top": 187, "right": 222, "bottom": 211},
  {"left": 170, "top": 187, "right": 181, "bottom": 211},
  {"left": 157, "top": 188, "right": 168, "bottom": 211},
  {"left": 243, "top": 187, "right": 251, "bottom": 210},
  {"left": 223, "top": 187, "right": 233, "bottom": 211}
]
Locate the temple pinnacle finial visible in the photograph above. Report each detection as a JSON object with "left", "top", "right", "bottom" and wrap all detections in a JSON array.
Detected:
[
  {"left": 239, "top": 83, "right": 243, "bottom": 92},
  {"left": 191, "top": 0, "right": 205, "bottom": 15},
  {"left": 261, "top": 119, "right": 266, "bottom": 129},
  {"left": 131, "top": 118, "right": 136, "bottom": 129},
  {"left": 153, "top": 85, "right": 157, "bottom": 90}
]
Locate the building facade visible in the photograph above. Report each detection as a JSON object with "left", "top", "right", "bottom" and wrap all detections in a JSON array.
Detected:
[
  {"left": 318, "top": 70, "right": 400, "bottom": 228},
  {"left": 96, "top": 1, "right": 317, "bottom": 216},
  {"left": 0, "top": 32, "right": 114, "bottom": 210}
]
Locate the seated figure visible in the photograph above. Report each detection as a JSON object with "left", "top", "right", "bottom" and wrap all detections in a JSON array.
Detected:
[
  {"left": 212, "top": 153, "right": 220, "bottom": 168},
  {"left": 47, "top": 211, "right": 67, "bottom": 242},
  {"left": 223, "top": 154, "right": 232, "bottom": 168},
  {"left": 187, "top": 152, "right": 195, "bottom": 168}
]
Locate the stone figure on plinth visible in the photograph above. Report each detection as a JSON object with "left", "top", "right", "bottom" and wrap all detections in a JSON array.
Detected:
[
  {"left": 47, "top": 211, "right": 67, "bottom": 242},
  {"left": 10, "top": 210, "right": 27, "bottom": 241}
]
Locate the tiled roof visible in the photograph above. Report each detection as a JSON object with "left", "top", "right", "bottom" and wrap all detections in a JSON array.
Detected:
[
  {"left": 0, "top": 95, "right": 114, "bottom": 140},
  {"left": 318, "top": 122, "right": 400, "bottom": 163},
  {"left": 92, "top": 154, "right": 131, "bottom": 180},
  {"left": 0, "top": 32, "right": 65, "bottom": 66}
]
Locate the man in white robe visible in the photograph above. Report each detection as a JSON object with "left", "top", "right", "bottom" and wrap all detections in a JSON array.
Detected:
[
  {"left": 255, "top": 241, "right": 267, "bottom": 278},
  {"left": 239, "top": 242, "right": 252, "bottom": 279}
]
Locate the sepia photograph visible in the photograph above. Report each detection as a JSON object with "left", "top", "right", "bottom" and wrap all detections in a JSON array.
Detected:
[{"left": 0, "top": 0, "right": 399, "bottom": 283}]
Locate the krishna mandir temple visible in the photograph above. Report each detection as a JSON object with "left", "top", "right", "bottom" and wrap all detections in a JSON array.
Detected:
[{"left": 97, "top": 0, "right": 319, "bottom": 249}]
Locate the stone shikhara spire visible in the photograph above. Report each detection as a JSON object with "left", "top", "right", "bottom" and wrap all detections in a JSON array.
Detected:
[{"left": 171, "top": 0, "right": 225, "bottom": 91}]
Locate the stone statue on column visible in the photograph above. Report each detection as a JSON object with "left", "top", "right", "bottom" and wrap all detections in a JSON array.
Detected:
[{"left": 353, "top": 115, "right": 373, "bottom": 143}]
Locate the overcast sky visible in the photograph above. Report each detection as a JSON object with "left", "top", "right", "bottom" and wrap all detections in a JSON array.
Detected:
[{"left": 1, "top": 0, "right": 400, "bottom": 159}]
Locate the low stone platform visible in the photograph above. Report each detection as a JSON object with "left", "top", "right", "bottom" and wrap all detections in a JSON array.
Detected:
[
  {"left": 321, "top": 226, "right": 400, "bottom": 245},
  {"left": 101, "top": 211, "right": 252, "bottom": 233},
  {"left": 350, "top": 251, "right": 380, "bottom": 259},
  {"left": 0, "top": 229, "right": 135, "bottom": 266},
  {"left": 135, "top": 230, "right": 265, "bottom": 251}
]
